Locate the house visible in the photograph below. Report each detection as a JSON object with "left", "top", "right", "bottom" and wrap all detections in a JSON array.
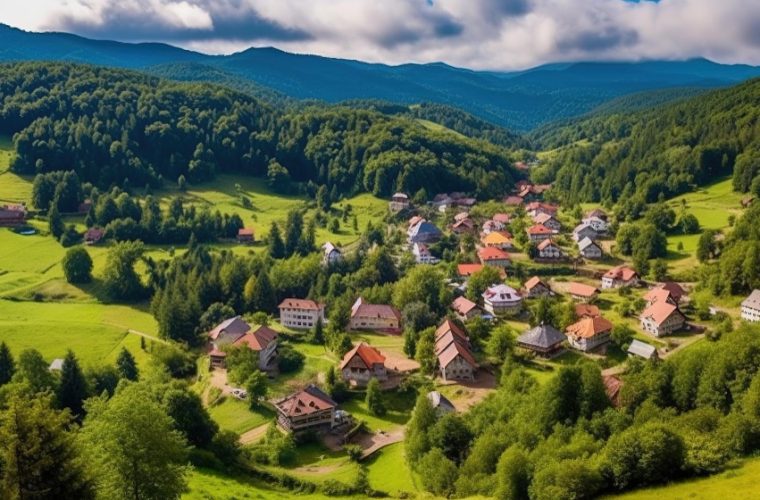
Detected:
[
  {"left": 627, "top": 339, "right": 659, "bottom": 360},
  {"left": 478, "top": 247, "right": 511, "bottom": 268},
  {"left": 237, "top": 228, "right": 255, "bottom": 244},
  {"left": 339, "top": 342, "right": 387, "bottom": 386},
  {"left": 408, "top": 215, "right": 424, "bottom": 228},
  {"left": 517, "top": 323, "right": 566, "bottom": 357},
  {"left": 640, "top": 301, "right": 685, "bottom": 337},
  {"left": 575, "top": 303, "right": 600, "bottom": 318},
  {"left": 504, "top": 195, "right": 523, "bottom": 206},
  {"left": 525, "top": 202, "right": 558, "bottom": 218},
  {"left": 578, "top": 237, "right": 603, "bottom": 259},
  {"left": 412, "top": 242, "right": 439, "bottom": 264},
  {"left": 457, "top": 263, "right": 484, "bottom": 278},
  {"left": 493, "top": 213, "right": 511, "bottom": 225},
  {"left": 572, "top": 223, "right": 598, "bottom": 242},
  {"left": 482, "top": 284, "right": 522, "bottom": 316},
  {"left": 389, "top": 192, "right": 410, "bottom": 212},
  {"left": 408, "top": 219, "right": 443, "bottom": 244},
  {"left": 536, "top": 239, "right": 563, "bottom": 260},
  {"left": 451, "top": 296, "right": 483, "bottom": 322},
  {"left": 533, "top": 212, "right": 561, "bottom": 232},
  {"left": 349, "top": 298, "right": 402, "bottom": 333},
  {"left": 565, "top": 316, "right": 613, "bottom": 352},
  {"left": 274, "top": 385, "right": 337, "bottom": 432},
  {"left": 323, "top": 242, "right": 343, "bottom": 266},
  {"left": 278, "top": 298, "right": 326, "bottom": 329},
  {"left": 602, "top": 266, "right": 640, "bottom": 289},
  {"left": 524, "top": 276, "right": 552, "bottom": 298},
  {"left": 208, "top": 317, "right": 278, "bottom": 370},
  {"left": 451, "top": 217, "right": 476, "bottom": 234},
  {"left": 582, "top": 215, "right": 609, "bottom": 234},
  {"left": 231, "top": 326, "right": 279, "bottom": 370},
  {"left": 481, "top": 231, "right": 513, "bottom": 250},
  {"left": 526, "top": 224, "right": 553, "bottom": 242},
  {"left": 741, "top": 289, "right": 760, "bottom": 322},
  {"left": 427, "top": 391, "right": 456, "bottom": 415},
  {"left": 654, "top": 282, "right": 687, "bottom": 304},
  {"left": 482, "top": 219, "right": 505, "bottom": 234},
  {"left": 586, "top": 208, "right": 608, "bottom": 221},
  {"left": 432, "top": 194, "right": 454, "bottom": 212},
  {"left": 569, "top": 282, "right": 600, "bottom": 302},
  {"left": 435, "top": 321, "right": 477, "bottom": 381},
  {"left": 84, "top": 227, "right": 105, "bottom": 245},
  {"left": 0, "top": 204, "right": 26, "bottom": 227},
  {"left": 643, "top": 287, "right": 678, "bottom": 307}
]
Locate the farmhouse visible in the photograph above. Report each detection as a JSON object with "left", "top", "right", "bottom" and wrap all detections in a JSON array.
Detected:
[
  {"left": 582, "top": 215, "right": 609, "bottom": 233},
  {"left": 481, "top": 231, "right": 513, "bottom": 250},
  {"left": 493, "top": 213, "right": 511, "bottom": 224},
  {"left": 566, "top": 316, "right": 613, "bottom": 352},
  {"left": 412, "top": 242, "right": 439, "bottom": 264},
  {"left": 569, "top": 282, "right": 600, "bottom": 302},
  {"left": 237, "top": 228, "right": 254, "bottom": 244},
  {"left": 209, "top": 316, "right": 251, "bottom": 344},
  {"left": 572, "top": 223, "right": 598, "bottom": 242},
  {"left": 349, "top": 298, "right": 402, "bottom": 333},
  {"left": 536, "top": 239, "right": 563, "bottom": 260},
  {"left": 533, "top": 212, "right": 561, "bottom": 232},
  {"left": 435, "top": 321, "right": 477, "bottom": 382},
  {"left": 482, "top": 284, "right": 522, "bottom": 315},
  {"left": 323, "top": 242, "right": 343, "bottom": 266},
  {"left": 208, "top": 317, "right": 278, "bottom": 370},
  {"left": 602, "top": 266, "right": 640, "bottom": 289},
  {"left": 339, "top": 342, "right": 387, "bottom": 386},
  {"left": 524, "top": 276, "right": 552, "bottom": 298},
  {"left": 231, "top": 326, "right": 279, "bottom": 370},
  {"left": 640, "top": 301, "right": 686, "bottom": 337},
  {"left": 0, "top": 203, "right": 26, "bottom": 227},
  {"left": 652, "top": 282, "right": 687, "bottom": 304},
  {"left": 478, "top": 246, "right": 511, "bottom": 268},
  {"left": 389, "top": 192, "right": 410, "bottom": 212},
  {"left": 408, "top": 219, "right": 443, "bottom": 244},
  {"left": 741, "top": 289, "right": 760, "bottom": 322},
  {"left": 427, "top": 391, "right": 456, "bottom": 415},
  {"left": 578, "top": 237, "right": 603, "bottom": 259},
  {"left": 84, "top": 227, "right": 105, "bottom": 245},
  {"left": 457, "top": 263, "right": 484, "bottom": 278},
  {"left": 525, "top": 202, "right": 558, "bottom": 218},
  {"left": 275, "top": 385, "right": 338, "bottom": 432},
  {"left": 451, "top": 296, "right": 483, "bottom": 322},
  {"left": 627, "top": 339, "right": 659, "bottom": 360},
  {"left": 643, "top": 287, "right": 677, "bottom": 307},
  {"left": 526, "top": 224, "right": 553, "bottom": 242},
  {"left": 278, "top": 298, "right": 326, "bottom": 329},
  {"left": 517, "top": 323, "right": 566, "bottom": 357},
  {"left": 451, "top": 217, "right": 476, "bottom": 234}
]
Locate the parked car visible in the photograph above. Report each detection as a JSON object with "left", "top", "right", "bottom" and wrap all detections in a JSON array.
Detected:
[{"left": 231, "top": 388, "right": 247, "bottom": 399}]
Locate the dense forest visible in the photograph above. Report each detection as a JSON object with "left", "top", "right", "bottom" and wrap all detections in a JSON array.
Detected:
[
  {"left": 530, "top": 78, "right": 760, "bottom": 206},
  {"left": 0, "top": 63, "right": 520, "bottom": 199}
]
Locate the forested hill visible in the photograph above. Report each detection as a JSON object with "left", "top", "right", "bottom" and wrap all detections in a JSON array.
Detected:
[
  {"left": 0, "top": 62, "right": 519, "bottom": 199},
  {"left": 2, "top": 24, "right": 760, "bottom": 131},
  {"left": 531, "top": 77, "right": 760, "bottom": 211}
]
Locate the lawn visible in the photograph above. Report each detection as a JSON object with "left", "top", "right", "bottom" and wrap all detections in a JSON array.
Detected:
[
  {"left": 0, "top": 135, "right": 33, "bottom": 205},
  {"left": 268, "top": 341, "right": 337, "bottom": 398},
  {"left": 341, "top": 390, "right": 416, "bottom": 432},
  {"left": 606, "top": 457, "right": 760, "bottom": 500},
  {"left": 365, "top": 443, "right": 418, "bottom": 495},
  {"left": 0, "top": 298, "right": 158, "bottom": 368},
  {"left": 207, "top": 398, "right": 275, "bottom": 434}
]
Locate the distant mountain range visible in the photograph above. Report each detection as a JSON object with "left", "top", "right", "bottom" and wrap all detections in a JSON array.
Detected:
[{"left": 2, "top": 23, "right": 760, "bottom": 131}]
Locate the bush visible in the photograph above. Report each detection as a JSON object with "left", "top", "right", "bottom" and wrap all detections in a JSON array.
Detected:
[
  {"left": 62, "top": 247, "right": 93, "bottom": 284},
  {"left": 344, "top": 444, "right": 363, "bottom": 462},
  {"left": 277, "top": 345, "right": 305, "bottom": 373},
  {"left": 151, "top": 343, "right": 196, "bottom": 378}
]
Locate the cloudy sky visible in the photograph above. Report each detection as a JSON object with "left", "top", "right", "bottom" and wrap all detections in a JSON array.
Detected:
[{"left": 3, "top": 0, "right": 759, "bottom": 70}]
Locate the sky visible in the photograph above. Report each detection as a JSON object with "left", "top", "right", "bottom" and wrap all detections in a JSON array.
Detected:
[{"left": 3, "top": 0, "right": 759, "bottom": 70}]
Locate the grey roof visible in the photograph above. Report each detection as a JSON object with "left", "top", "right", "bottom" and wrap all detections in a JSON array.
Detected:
[
  {"left": 426, "top": 391, "right": 455, "bottom": 413},
  {"left": 49, "top": 358, "right": 64, "bottom": 371},
  {"left": 742, "top": 289, "right": 760, "bottom": 310},
  {"left": 578, "top": 237, "right": 601, "bottom": 252},
  {"left": 517, "top": 324, "right": 565, "bottom": 349},
  {"left": 627, "top": 340, "right": 657, "bottom": 359},
  {"left": 409, "top": 221, "right": 442, "bottom": 240}
]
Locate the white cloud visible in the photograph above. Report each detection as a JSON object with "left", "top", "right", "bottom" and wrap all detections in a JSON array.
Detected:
[{"left": 1, "top": 0, "right": 759, "bottom": 70}]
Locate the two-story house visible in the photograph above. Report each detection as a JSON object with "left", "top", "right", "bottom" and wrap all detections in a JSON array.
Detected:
[
  {"left": 566, "top": 316, "right": 613, "bottom": 352},
  {"left": 339, "top": 342, "right": 387, "bottom": 386},
  {"left": 482, "top": 284, "right": 522, "bottom": 316},
  {"left": 741, "top": 289, "right": 760, "bottom": 322},
  {"left": 278, "top": 298, "right": 326, "bottom": 329},
  {"left": 349, "top": 298, "right": 402, "bottom": 333},
  {"left": 275, "top": 385, "right": 337, "bottom": 433},
  {"left": 536, "top": 239, "right": 563, "bottom": 260},
  {"left": 640, "top": 301, "right": 686, "bottom": 337},
  {"left": 601, "top": 266, "right": 640, "bottom": 289}
]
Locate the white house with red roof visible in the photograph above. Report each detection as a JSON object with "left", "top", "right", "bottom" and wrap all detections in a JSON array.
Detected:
[
  {"left": 566, "top": 316, "right": 614, "bottom": 352},
  {"left": 274, "top": 385, "right": 338, "bottom": 432},
  {"left": 601, "top": 266, "right": 640, "bottom": 289},
  {"left": 349, "top": 298, "right": 402, "bottom": 333},
  {"left": 640, "top": 301, "right": 686, "bottom": 337},
  {"left": 478, "top": 246, "right": 512, "bottom": 268},
  {"left": 339, "top": 342, "right": 387, "bottom": 386},
  {"left": 482, "top": 284, "right": 522, "bottom": 316},
  {"left": 278, "top": 298, "right": 326, "bottom": 329},
  {"left": 434, "top": 320, "right": 477, "bottom": 381},
  {"left": 451, "top": 296, "right": 482, "bottom": 322}
]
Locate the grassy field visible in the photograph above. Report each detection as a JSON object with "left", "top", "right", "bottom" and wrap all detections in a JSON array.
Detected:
[
  {"left": 416, "top": 118, "right": 467, "bottom": 139},
  {"left": 607, "top": 457, "right": 760, "bottom": 500},
  {"left": 207, "top": 398, "right": 275, "bottom": 434},
  {"left": 0, "top": 135, "right": 33, "bottom": 204},
  {"left": 365, "top": 443, "right": 418, "bottom": 495}
]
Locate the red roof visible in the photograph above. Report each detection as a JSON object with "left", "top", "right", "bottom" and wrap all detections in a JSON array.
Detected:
[
  {"left": 278, "top": 298, "right": 322, "bottom": 310},
  {"left": 524, "top": 276, "right": 548, "bottom": 291},
  {"left": 575, "top": 304, "right": 600, "bottom": 318},
  {"left": 566, "top": 316, "right": 613, "bottom": 339},
  {"left": 603, "top": 266, "right": 639, "bottom": 281},
  {"left": 457, "top": 263, "right": 484, "bottom": 276},
  {"left": 275, "top": 385, "right": 336, "bottom": 417},
  {"left": 658, "top": 282, "right": 686, "bottom": 301},
  {"left": 525, "top": 202, "right": 558, "bottom": 214},
  {"left": 452, "top": 296, "right": 479, "bottom": 315},
  {"left": 351, "top": 298, "right": 402, "bottom": 322},
  {"left": 492, "top": 213, "right": 511, "bottom": 223},
  {"left": 527, "top": 224, "right": 553, "bottom": 235},
  {"left": 504, "top": 196, "right": 523, "bottom": 206},
  {"left": 438, "top": 340, "right": 478, "bottom": 369},
  {"left": 435, "top": 319, "right": 467, "bottom": 341},
  {"left": 478, "top": 247, "right": 511, "bottom": 262},
  {"left": 339, "top": 342, "right": 386, "bottom": 370},
  {"left": 569, "top": 282, "right": 599, "bottom": 298},
  {"left": 238, "top": 228, "right": 254, "bottom": 236},
  {"left": 640, "top": 301, "right": 684, "bottom": 327},
  {"left": 231, "top": 325, "right": 278, "bottom": 351}
]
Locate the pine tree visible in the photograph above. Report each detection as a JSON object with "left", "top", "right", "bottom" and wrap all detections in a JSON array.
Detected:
[
  {"left": 310, "top": 318, "right": 325, "bottom": 345},
  {"left": 48, "top": 204, "right": 64, "bottom": 239},
  {"left": 366, "top": 378, "right": 386, "bottom": 416},
  {"left": 245, "top": 269, "right": 276, "bottom": 313},
  {"left": 56, "top": 350, "right": 89, "bottom": 419},
  {"left": 283, "top": 209, "right": 303, "bottom": 256},
  {"left": 267, "top": 222, "right": 285, "bottom": 259},
  {"left": 0, "top": 342, "right": 15, "bottom": 386},
  {"left": 116, "top": 348, "right": 139, "bottom": 381}
]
